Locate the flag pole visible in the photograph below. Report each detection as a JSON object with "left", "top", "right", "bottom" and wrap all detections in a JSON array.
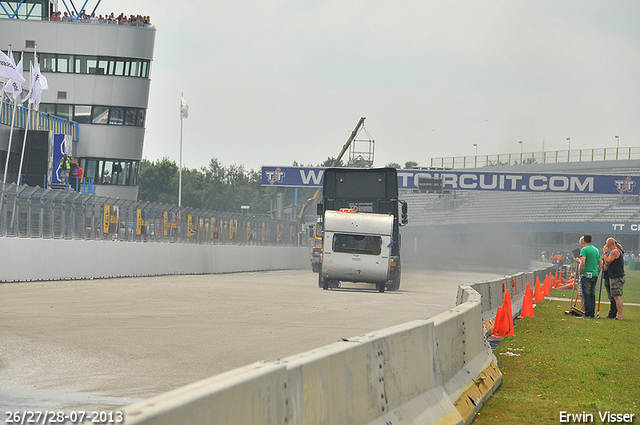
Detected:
[
  {"left": 0, "top": 44, "right": 11, "bottom": 126},
  {"left": 17, "top": 82, "right": 31, "bottom": 186},
  {"left": 179, "top": 92, "right": 183, "bottom": 207},
  {"left": 3, "top": 96, "right": 19, "bottom": 185}
]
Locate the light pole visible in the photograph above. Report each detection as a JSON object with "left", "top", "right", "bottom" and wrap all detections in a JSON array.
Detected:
[
  {"left": 473, "top": 143, "right": 478, "bottom": 167},
  {"left": 566, "top": 137, "right": 571, "bottom": 161},
  {"left": 519, "top": 141, "right": 523, "bottom": 164},
  {"left": 615, "top": 135, "right": 619, "bottom": 149}
]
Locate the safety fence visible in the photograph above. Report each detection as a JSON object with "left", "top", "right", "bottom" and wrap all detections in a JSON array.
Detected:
[
  {"left": 0, "top": 101, "right": 79, "bottom": 141},
  {"left": 431, "top": 146, "right": 640, "bottom": 169},
  {"left": 0, "top": 183, "right": 300, "bottom": 246}
]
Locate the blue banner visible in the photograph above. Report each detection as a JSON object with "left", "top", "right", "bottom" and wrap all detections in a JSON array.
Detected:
[
  {"left": 261, "top": 166, "right": 640, "bottom": 195},
  {"left": 52, "top": 134, "right": 72, "bottom": 185}
]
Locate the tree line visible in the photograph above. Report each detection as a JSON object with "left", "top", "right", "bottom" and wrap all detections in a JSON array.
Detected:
[{"left": 138, "top": 158, "right": 419, "bottom": 214}]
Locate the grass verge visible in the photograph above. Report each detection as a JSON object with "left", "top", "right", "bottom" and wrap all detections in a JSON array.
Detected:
[
  {"left": 474, "top": 300, "right": 639, "bottom": 424},
  {"left": 550, "top": 270, "right": 640, "bottom": 304}
]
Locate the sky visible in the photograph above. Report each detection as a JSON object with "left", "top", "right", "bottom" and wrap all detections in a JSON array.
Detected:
[{"left": 101, "top": 0, "right": 640, "bottom": 172}]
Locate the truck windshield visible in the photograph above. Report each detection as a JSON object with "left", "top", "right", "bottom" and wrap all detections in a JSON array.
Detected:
[{"left": 332, "top": 234, "right": 382, "bottom": 255}]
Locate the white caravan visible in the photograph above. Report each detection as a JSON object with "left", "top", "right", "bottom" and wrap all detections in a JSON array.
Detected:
[{"left": 320, "top": 209, "right": 394, "bottom": 291}]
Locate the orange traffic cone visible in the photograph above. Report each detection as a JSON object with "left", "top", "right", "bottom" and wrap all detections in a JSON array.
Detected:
[
  {"left": 543, "top": 275, "right": 550, "bottom": 296},
  {"left": 520, "top": 283, "right": 535, "bottom": 317},
  {"left": 502, "top": 289, "right": 515, "bottom": 336},
  {"left": 534, "top": 276, "right": 544, "bottom": 302},
  {"left": 554, "top": 270, "right": 560, "bottom": 286},
  {"left": 491, "top": 306, "right": 505, "bottom": 337}
]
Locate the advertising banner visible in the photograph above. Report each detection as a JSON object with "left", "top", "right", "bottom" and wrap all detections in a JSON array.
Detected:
[
  {"left": 52, "top": 134, "right": 72, "bottom": 185},
  {"left": 261, "top": 166, "right": 639, "bottom": 195}
]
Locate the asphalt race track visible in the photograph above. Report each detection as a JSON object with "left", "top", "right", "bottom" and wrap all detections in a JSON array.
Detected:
[{"left": 0, "top": 265, "right": 512, "bottom": 411}]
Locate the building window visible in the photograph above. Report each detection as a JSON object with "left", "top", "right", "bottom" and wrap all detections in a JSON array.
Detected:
[
  {"left": 55, "top": 104, "right": 73, "bottom": 122},
  {"left": 73, "top": 105, "right": 92, "bottom": 123},
  {"left": 92, "top": 106, "right": 109, "bottom": 124},
  {"left": 2, "top": 51, "right": 150, "bottom": 77},
  {"left": 36, "top": 102, "right": 146, "bottom": 127},
  {"left": 80, "top": 158, "right": 141, "bottom": 186},
  {"left": 39, "top": 103, "right": 56, "bottom": 115},
  {"left": 136, "top": 109, "right": 146, "bottom": 127},
  {"left": 74, "top": 55, "right": 90, "bottom": 74},
  {"left": 124, "top": 108, "right": 137, "bottom": 126},
  {"left": 40, "top": 53, "right": 56, "bottom": 72},
  {"left": 57, "top": 54, "right": 74, "bottom": 73},
  {"left": 109, "top": 107, "right": 124, "bottom": 125}
]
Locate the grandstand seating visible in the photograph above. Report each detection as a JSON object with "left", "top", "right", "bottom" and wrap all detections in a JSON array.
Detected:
[
  {"left": 401, "top": 162, "right": 640, "bottom": 226},
  {"left": 402, "top": 190, "right": 640, "bottom": 225}
]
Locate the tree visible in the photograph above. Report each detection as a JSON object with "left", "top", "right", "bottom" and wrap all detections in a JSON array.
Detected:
[
  {"left": 320, "top": 157, "right": 345, "bottom": 167},
  {"left": 138, "top": 158, "right": 179, "bottom": 204},
  {"left": 404, "top": 161, "right": 419, "bottom": 169},
  {"left": 385, "top": 162, "right": 402, "bottom": 169},
  {"left": 138, "top": 157, "right": 322, "bottom": 216}
]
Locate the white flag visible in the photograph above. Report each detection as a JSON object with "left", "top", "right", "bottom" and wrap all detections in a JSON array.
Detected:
[
  {"left": 0, "top": 49, "right": 25, "bottom": 83},
  {"left": 4, "top": 54, "right": 24, "bottom": 101},
  {"left": 180, "top": 96, "right": 189, "bottom": 119},
  {"left": 25, "top": 59, "right": 48, "bottom": 110}
]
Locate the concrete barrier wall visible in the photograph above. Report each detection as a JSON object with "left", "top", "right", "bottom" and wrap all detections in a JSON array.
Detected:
[
  {"left": 121, "top": 264, "right": 557, "bottom": 425},
  {"left": 0, "top": 237, "right": 308, "bottom": 282},
  {"left": 469, "top": 265, "right": 555, "bottom": 322},
  {"left": 1, "top": 237, "right": 553, "bottom": 425},
  {"left": 122, "top": 281, "right": 509, "bottom": 425}
]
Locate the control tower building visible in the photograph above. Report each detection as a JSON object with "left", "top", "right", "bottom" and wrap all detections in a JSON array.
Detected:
[{"left": 0, "top": 0, "right": 156, "bottom": 200}]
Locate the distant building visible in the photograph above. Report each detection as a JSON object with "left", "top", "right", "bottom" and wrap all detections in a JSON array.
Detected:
[{"left": 0, "top": 0, "right": 156, "bottom": 200}]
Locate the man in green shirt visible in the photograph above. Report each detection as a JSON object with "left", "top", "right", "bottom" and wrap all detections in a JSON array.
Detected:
[{"left": 579, "top": 234, "right": 602, "bottom": 318}]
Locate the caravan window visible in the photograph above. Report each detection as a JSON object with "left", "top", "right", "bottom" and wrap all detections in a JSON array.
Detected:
[{"left": 332, "top": 234, "right": 381, "bottom": 256}]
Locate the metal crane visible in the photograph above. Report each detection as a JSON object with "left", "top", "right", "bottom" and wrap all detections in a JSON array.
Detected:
[{"left": 296, "top": 117, "right": 366, "bottom": 222}]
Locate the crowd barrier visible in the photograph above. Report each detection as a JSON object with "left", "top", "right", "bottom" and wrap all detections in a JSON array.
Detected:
[
  {"left": 121, "top": 263, "right": 555, "bottom": 425},
  {"left": 0, "top": 183, "right": 300, "bottom": 246}
]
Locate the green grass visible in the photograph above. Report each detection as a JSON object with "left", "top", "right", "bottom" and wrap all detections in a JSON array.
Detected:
[
  {"left": 550, "top": 270, "right": 640, "bottom": 304},
  {"left": 474, "top": 300, "right": 639, "bottom": 425}
]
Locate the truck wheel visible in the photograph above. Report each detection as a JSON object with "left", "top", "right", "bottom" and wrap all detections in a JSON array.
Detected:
[
  {"left": 311, "top": 263, "right": 319, "bottom": 273},
  {"left": 322, "top": 269, "right": 329, "bottom": 290},
  {"left": 377, "top": 282, "right": 385, "bottom": 293},
  {"left": 388, "top": 268, "right": 401, "bottom": 291},
  {"left": 318, "top": 265, "right": 325, "bottom": 288}
]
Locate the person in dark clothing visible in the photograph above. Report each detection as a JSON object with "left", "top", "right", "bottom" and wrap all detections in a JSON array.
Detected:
[
  {"left": 602, "top": 237, "right": 625, "bottom": 320},
  {"left": 602, "top": 239, "right": 624, "bottom": 319}
]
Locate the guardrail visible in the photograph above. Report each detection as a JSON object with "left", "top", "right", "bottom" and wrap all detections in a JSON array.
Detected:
[
  {"left": 431, "top": 147, "right": 640, "bottom": 169},
  {"left": 0, "top": 183, "right": 300, "bottom": 246},
  {"left": 121, "top": 264, "right": 555, "bottom": 425},
  {"left": 0, "top": 101, "right": 79, "bottom": 141}
]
